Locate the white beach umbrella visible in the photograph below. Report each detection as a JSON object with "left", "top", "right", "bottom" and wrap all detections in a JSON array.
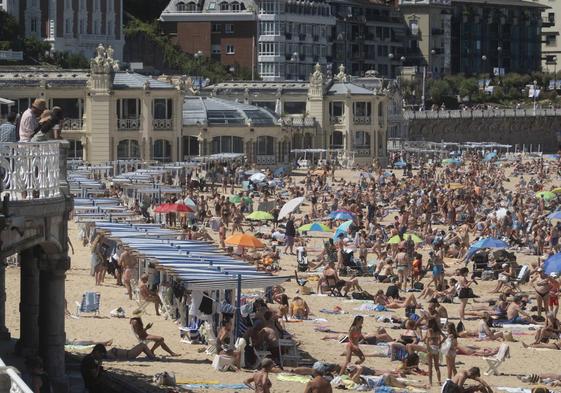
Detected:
[
  {"left": 250, "top": 172, "right": 267, "bottom": 182},
  {"left": 278, "top": 197, "right": 305, "bottom": 220}
]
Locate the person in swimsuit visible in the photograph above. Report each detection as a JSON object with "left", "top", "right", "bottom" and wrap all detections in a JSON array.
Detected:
[
  {"left": 244, "top": 358, "right": 274, "bottom": 393},
  {"left": 533, "top": 268, "right": 551, "bottom": 317},
  {"left": 425, "top": 318, "right": 444, "bottom": 386},
  {"left": 129, "top": 310, "right": 178, "bottom": 356},
  {"left": 444, "top": 323, "right": 459, "bottom": 379},
  {"left": 340, "top": 316, "right": 366, "bottom": 375},
  {"left": 104, "top": 343, "right": 156, "bottom": 361},
  {"left": 290, "top": 296, "right": 310, "bottom": 319},
  {"left": 216, "top": 319, "right": 242, "bottom": 369},
  {"left": 506, "top": 295, "right": 534, "bottom": 324},
  {"left": 533, "top": 311, "right": 561, "bottom": 344},
  {"left": 120, "top": 246, "right": 137, "bottom": 301}
]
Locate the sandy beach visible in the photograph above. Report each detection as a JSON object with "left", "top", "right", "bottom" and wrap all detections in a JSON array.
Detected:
[{"left": 5, "top": 167, "right": 561, "bottom": 393}]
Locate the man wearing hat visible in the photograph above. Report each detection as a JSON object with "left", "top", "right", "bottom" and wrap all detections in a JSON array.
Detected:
[{"left": 19, "top": 98, "right": 47, "bottom": 142}]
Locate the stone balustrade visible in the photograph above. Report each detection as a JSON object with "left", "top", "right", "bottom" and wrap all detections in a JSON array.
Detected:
[
  {"left": 153, "top": 118, "right": 173, "bottom": 130},
  {"left": 0, "top": 141, "right": 68, "bottom": 201},
  {"left": 62, "top": 118, "right": 84, "bottom": 131},
  {"left": 403, "top": 108, "right": 561, "bottom": 120},
  {"left": 353, "top": 116, "right": 371, "bottom": 125},
  {"left": 0, "top": 356, "right": 33, "bottom": 393}
]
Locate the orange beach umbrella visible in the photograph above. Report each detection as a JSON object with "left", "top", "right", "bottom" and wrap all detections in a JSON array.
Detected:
[{"left": 225, "top": 233, "right": 265, "bottom": 249}]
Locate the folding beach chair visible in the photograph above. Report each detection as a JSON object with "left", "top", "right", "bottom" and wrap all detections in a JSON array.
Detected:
[
  {"left": 324, "top": 276, "right": 344, "bottom": 297},
  {"left": 75, "top": 292, "right": 101, "bottom": 317},
  {"left": 278, "top": 338, "right": 301, "bottom": 367},
  {"left": 484, "top": 343, "right": 510, "bottom": 375}
]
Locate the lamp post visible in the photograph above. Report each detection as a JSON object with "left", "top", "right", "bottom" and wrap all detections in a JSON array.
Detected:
[
  {"left": 388, "top": 53, "right": 394, "bottom": 78},
  {"left": 194, "top": 50, "right": 204, "bottom": 76},
  {"left": 291, "top": 51, "right": 298, "bottom": 80},
  {"left": 533, "top": 79, "right": 538, "bottom": 115},
  {"left": 229, "top": 66, "right": 235, "bottom": 81},
  {"left": 554, "top": 56, "right": 558, "bottom": 78},
  {"left": 481, "top": 55, "right": 487, "bottom": 77},
  {"left": 497, "top": 45, "right": 502, "bottom": 76}
]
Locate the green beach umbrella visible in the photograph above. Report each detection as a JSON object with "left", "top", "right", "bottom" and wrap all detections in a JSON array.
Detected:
[
  {"left": 298, "top": 222, "right": 331, "bottom": 233},
  {"left": 247, "top": 211, "right": 274, "bottom": 221},
  {"left": 387, "top": 233, "right": 423, "bottom": 244},
  {"left": 536, "top": 191, "right": 556, "bottom": 201}
]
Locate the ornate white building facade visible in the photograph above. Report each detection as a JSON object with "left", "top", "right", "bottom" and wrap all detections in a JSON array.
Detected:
[{"left": 0, "top": 46, "right": 389, "bottom": 165}]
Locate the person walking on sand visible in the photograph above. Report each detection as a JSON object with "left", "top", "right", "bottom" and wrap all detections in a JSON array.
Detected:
[
  {"left": 120, "top": 246, "right": 137, "bottom": 300},
  {"left": 340, "top": 316, "right": 366, "bottom": 375}
]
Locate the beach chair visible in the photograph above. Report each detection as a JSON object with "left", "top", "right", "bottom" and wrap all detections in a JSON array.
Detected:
[
  {"left": 324, "top": 276, "right": 344, "bottom": 297},
  {"left": 158, "top": 285, "right": 174, "bottom": 320},
  {"left": 75, "top": 292, "right": 101, "bottom": 317},
  {"left": 483, "top": 343, "right": 510, "bottom": 375},
  {"left": 296, "top": 247, "right": 308, "bottom": 272},
  {"left": 278, "top": 338, "right": 300, "bottom": 367}
]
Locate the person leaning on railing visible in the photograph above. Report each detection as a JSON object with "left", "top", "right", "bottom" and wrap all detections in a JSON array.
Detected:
[
  {"left": 31, "top": 106, "right": 64, "bottom": 142},
  {"left": 0, "top": 112, "right": 17, "bottom": 142}
]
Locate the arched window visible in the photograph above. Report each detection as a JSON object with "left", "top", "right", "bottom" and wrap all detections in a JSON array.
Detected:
[
  {"left": 186, "top": 1, "right": 197, "bottom": 11},
  {"left": 153, "top": 139, "right": 172, "bottom": 162},
  {"left": 257, "top": 135, "right": 275, "bottom": 155},
  {"left": 68, "top": 139, "right": 83, "bottom": 159},
  {"left": 220, "top": 1, "right": 229, "bottom": 10},
  {"left": 231, "top": 1, "right": 240, "bottom": 11},
  {"left": 117, "top": 139, "right": 140, "bottom": 160},
  {"left": 211, "top": 136, "right": 244, "bottom": 154},
  {"left": 176, "top": 1, "right": 187, "bottom": 11},
  {"left": 330, "top": 131, "right": 343, "bottom": 148}
]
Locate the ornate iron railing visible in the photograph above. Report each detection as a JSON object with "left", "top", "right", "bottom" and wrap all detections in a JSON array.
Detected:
[
  {"left": 353, "top": 116, "right": 371, "bottom": 125},
  {"left": 153, "top": 118, "right": 173, "bottom": 130},
  {"left": 0, "top": 357, "right": 34, "bottom": 393},
  {"left": 118, "top": 118, "right": 141, "bottom": 130},
  {"left": 354, "top": 147, "right": 371, "bottom": 157},
  {"left": 330, "top": 116, "right": 343, "bottom": 124},
  {"left": 62, "top": 118, "right": 84, "bottom": 130},
  {"left": 403, "top": 108, "right": 561, "bottom": 120},
  {"left": 0, "top": 142, "right": 63, "bottom": 200}
]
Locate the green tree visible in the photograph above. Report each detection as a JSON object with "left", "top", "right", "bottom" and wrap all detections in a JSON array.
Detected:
[
  {"left": 429, "top": 79, "right": 451, "bottom": 104},
  {"left": 458, "top": 78, "right": 478, "bottom": 99}
]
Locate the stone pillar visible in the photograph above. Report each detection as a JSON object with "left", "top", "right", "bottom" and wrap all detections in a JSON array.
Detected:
[
  {"left": 0, "top": 259, "right": 9, "bottom": 340},
  {"left": 198, "top": 138, "right": 205, "bottom": 157},
  {"left": 17, "top": 248, "right": 40, "bottom": 356},
  {"left": 39, "top": 268, "right": 67, "bottom": 392}
]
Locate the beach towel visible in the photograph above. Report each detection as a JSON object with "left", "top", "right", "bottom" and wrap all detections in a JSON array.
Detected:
[
  {"left": 319, "top": 307, "right": 346, "bottom": 315},
  {"left": 64, "top": 344, "right": 95, "bottom": 351},
  {"left": 276, "top": 373, "right": 312, "bottom": 383},
  {"left": 176, "top": 379, "right": 219, "bottom": 385},
  {"left": 497, "top": 388, "right": 531, "bottom": 393},
  {"left": 180, "top": 383, "right": 249, "bottom": 390},
  {"left": 356, "top": 303, "right": 387, "bottom": 312}
]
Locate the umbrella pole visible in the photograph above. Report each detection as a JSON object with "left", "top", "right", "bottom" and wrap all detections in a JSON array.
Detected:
[{"left": 235, "top": 274, "right": 242, "bottom": 338}]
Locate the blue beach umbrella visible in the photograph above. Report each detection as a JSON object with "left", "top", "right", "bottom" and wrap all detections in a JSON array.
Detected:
[
  {"left": 483, "top": 152, "right": 497, "bottom": 161},
  {"left": 465, "top": 237, "right": 509, "bottom": 260},
  {"left": 336, "top": 220, "right": 353, "bottom": 233},
  {"left": 544, "top": 253, "right": 561, "bottom": 274},
  {"left": 548, "top": 211, "right": 561, "bottom": 221},
  {"left": 394, "top": 160, "right": 407, "bottom": 169},
  {"left": 329, "top": 211, "right": 354, "bottom": 221}
]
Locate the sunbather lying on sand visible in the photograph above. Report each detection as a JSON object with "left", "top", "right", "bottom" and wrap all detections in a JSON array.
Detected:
[{"left": 104, "top": 343, "right": 156, "bottom": 361}]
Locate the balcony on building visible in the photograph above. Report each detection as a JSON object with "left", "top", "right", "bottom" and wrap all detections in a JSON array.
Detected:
[
  {"left": 51, "top": 98, "right": 85, "bottom": 131},
  {"left": 153, "top": 98, "right": 174, "bottom": 131},
  {"left": 353, "top": 131, "right": 371, "bottom": 156},
  {"left": 329, "top": 101, "right": 345, "bottom": 124},
  {"left": 543, "top": 13, "right": 555, "bottom": 28},
  {"left": 117, "top": 98, "right": 141, "bottom": 131},
  {"left": 353, "top": 102, "right": 372, "bottom": 125}
]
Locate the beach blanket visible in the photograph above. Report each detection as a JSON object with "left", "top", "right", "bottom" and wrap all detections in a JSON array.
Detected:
[
  {"left": 320, "top": 307, "right": 347, "bottom": 315},
  {"left": 276, "top": 373, "right": 312, "bottom": 383},
  {"left": 177, "top": 379, "right": 219, "bottom": 385},
  {"left": 82, "top": 292, "right": 98, "bottom": 312},
  {"left": 179, "top": 383, "right": 249, "bottom": 390},
  {"left": 356, "top": 303, "right": 387, "bottom": 312},
  {"left": 64, "top": 344, "right": 95, "bottom": 351}
]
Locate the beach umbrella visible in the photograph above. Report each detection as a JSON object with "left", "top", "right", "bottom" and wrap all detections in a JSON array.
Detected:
[
  {"left": 247, "top": 211, "right": 274, "bottom": 221},
  {"left": 225, "top": 233, "right": 265, "bottom": 249},
  {"left": 488, "top": 208, "right": 508, "bottom": 220},
  {"left": 552, "top": 188, "right": 561, "bottom": 194},
  {"left": 483, "top": 152, "right": 497, "bottom": 161},
  {"left": 393, "top": 160, "right": 407, "bottom": 169},
  {"left": 336, "top": 220, "right": 353, "bottom": 233},
  {"left": 169, "top": 203, "right": 194, "bottom": 213},
  {"left": 445, "top": 183, "right": 464, "bottom": 190},
  {"left": 312, "top": 169, "right": 325, "bottom": 176},
  {"left": 544, "top": 253, "right": 561, "bottom": 274},
  {"left": 329, "top": 210, "right": 354, "bottom": 221},
  {"left": 249, "top": 172, "right": 267, "bottom": 182},
  {"left": 442, "top": 158, "right": 461, "bottom": 166},
  {"left": 465, "top": 237, "right": 509, "bottom": 260},
  {"left": 229, "top": 195, "right": 253, "bottom": 205},
  {"left": 298, "top": 222, "right": 331, "bottom": 233},
  {"left": 278, "top": 197, "right": 305, "bottom": 220},
  {"left": 544, "top": 154, "right": 560, "bottom": 160},
  {"left": 333, "top": 229, "right": 348, "bottom": 240},
  {"left": 388, "top": 233, "right": 423, "bottom": 244},
  {"left": 536, "top": 191, "right": 556, "bottom": 201},
  {"left": 547, "top": 211, "right": 561, "bottom": 221},
  {"left": 154, "top": 203, "right": 175, "bottom": 213},
  {"left": 184, "top": 197, "right": 197, "bottom": 209}
]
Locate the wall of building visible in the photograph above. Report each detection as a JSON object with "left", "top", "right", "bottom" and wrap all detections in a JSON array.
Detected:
[{"left": 407, "top": 116, "right": 561, "bottom": 152}]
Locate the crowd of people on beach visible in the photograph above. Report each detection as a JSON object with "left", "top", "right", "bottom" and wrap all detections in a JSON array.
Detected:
[{"left": 70, "top": 147, "right": 561, "bottom": 393}]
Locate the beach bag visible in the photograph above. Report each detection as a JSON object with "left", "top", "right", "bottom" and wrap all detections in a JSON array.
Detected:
[
  {"left": 413, "top": 282, "right": 424, "bottom": 290},
  {"left": 386, "top": 285, "right": 399, "bottom": 299},
  {"left": 456, "top": 320, "right": 465, "bottom": 333},
  {"left": 212, "top": 354, "right": 235, "bottom": 372},
  {"left": 244, "top": 343, "right": 258, "bottom": 369},
  {"left": 153, "top": 371, "right": 176, "bottom": 386}
]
